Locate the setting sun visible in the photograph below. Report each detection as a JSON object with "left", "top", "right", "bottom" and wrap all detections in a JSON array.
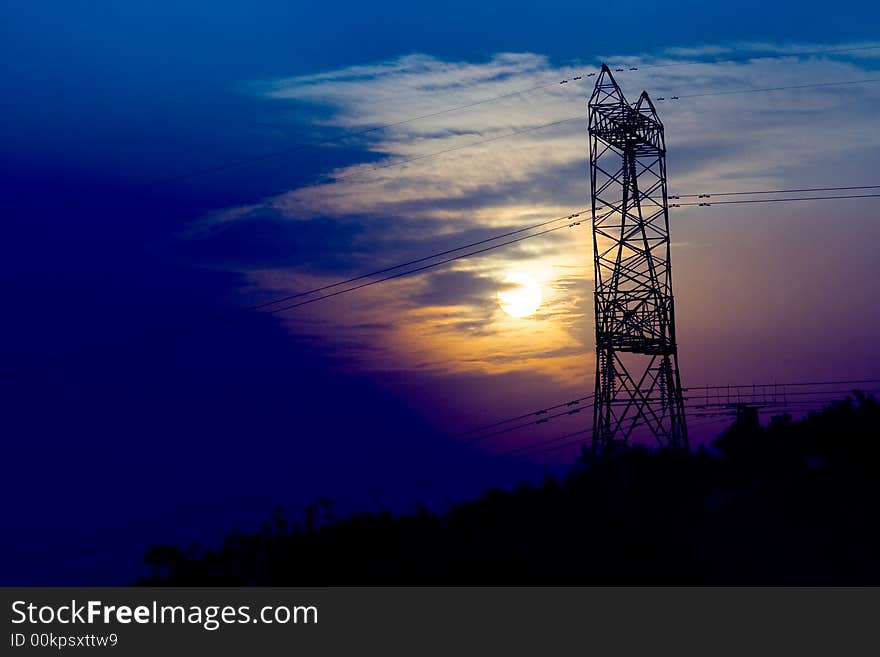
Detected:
[{"left": 498, "top": 272, "right": 542, "bottom": 318}]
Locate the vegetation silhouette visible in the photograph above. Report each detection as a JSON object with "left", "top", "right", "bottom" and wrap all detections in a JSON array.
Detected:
[{"left": 140, "top": 393, "right": 880, "bottom": 585}]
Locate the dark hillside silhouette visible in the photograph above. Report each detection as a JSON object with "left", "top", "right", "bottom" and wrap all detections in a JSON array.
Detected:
[{"left": 140, "top": 393, "right": 880, "bottom": 585}]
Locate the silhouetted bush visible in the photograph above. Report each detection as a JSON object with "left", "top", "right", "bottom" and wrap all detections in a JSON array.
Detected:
[{"left": 139, "top": 394, "right": 880, "bottom": 585}]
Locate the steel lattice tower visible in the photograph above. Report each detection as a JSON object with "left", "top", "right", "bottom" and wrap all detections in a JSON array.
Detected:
[{"left": 588, "top": 64, "right": 688, "bottom": 451}]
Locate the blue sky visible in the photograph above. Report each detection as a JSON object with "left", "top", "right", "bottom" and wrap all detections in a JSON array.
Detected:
[
  {"left": 5, "top": 0, "right": 880, "bottom": 185},
  {"left": 3, "top": 1, "right": 880, "bottom": 583}
]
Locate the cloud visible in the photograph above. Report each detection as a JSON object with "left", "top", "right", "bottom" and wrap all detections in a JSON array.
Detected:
[
  {"left": 203, "top": 42, "right": 880, "bottom": 231},
  {"left": 181, "top": 43, "right": 880, "bottom": 385},
  {"left": 410, "top": 269, "right": 498, "bottom": 307}
]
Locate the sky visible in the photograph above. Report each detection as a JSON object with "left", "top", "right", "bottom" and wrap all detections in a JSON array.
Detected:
[{"left": 2, "top": 1, "right": 880, "bottom": 583}]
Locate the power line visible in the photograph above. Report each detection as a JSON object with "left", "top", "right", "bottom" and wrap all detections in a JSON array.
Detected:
[
  {"left": 686, "top": 396, "right": 880, "bottom": 412},
  {"left": 345, "top": 77, "right": 880, "bottom": 188},
  {"left": 251, "top": 210, "right": 589, "bottom": 309},
  {"left": 463, "top": 402, "right": 595, "bottom": 445},
  {"left": 686, "top": 386, "right": 880, "bottom": 403},
  {"left": 452, "top": 394, "right": 595, "bottom": 438},
  {"left": 504, "top": 395, "right": 878, "bottom": 442},
  {"left": 377, "top": 389, "right": 875, "bottom": 506},
  {"left": 481, "top": 385, "right": 873, "bottom": 458},
  {"left": 255, "top": 184, "right": 880, "bottom": 310},
  {"left": 144, "top": 50, "right": 880, "bottom": 188},
  {"left": 673, "top": 184, "right": 880, "bottom": 198},
  {"left": 458, "top": 378, "right": 880, "bottom": 443},
  {"left": 256, "top": 190, "right": 880, "bottom": 313},
  {"left": 673, "top": 193, "right": 880, "bottom": 207},
  {"left": 684, "top": 378, "right": 880, "bottom": 391},
  {"left": 667, "top": 77, "right": 880, "bottom": 100},
  {"left": 294, "top": 78, "right": 880, "bottom": 190},
  {"left": 608, "top": 44, "right": 880, "bottom": 71},
  {"left": 263, "top": 218, "right": 590, "bottom": 313},
  {"left": 512, "top": 392, "right": 879, "bottom": 456},
  {"left": 288, "top": 386, "right": 877, "bottom": 515},
  {"left": 688, "top": 396, "right": 880, "bottom": 417},
  {"left": 362, "top": 411, "right": 712, "bottom": 506},
  {"left": 494, "top": 388, "right": 877, "bottom": 458}
]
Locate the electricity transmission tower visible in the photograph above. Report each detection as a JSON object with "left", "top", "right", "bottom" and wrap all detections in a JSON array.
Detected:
[{"left": 588, "top": 64, "right": 688, "bottom": 451}]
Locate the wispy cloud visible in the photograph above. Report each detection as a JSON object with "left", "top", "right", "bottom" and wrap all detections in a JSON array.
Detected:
[{"left": 183, "top": 43, "right": 880, "bottom": 385}]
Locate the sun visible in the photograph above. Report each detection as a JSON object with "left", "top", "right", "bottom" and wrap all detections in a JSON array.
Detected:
[{"left": 497, "top": 272, "right": 542, "bottom": 318}]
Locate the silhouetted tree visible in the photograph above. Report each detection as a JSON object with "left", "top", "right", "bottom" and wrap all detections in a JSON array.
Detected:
[{"left": 139, "top": 394, "right": 880, "bottom": 585}]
